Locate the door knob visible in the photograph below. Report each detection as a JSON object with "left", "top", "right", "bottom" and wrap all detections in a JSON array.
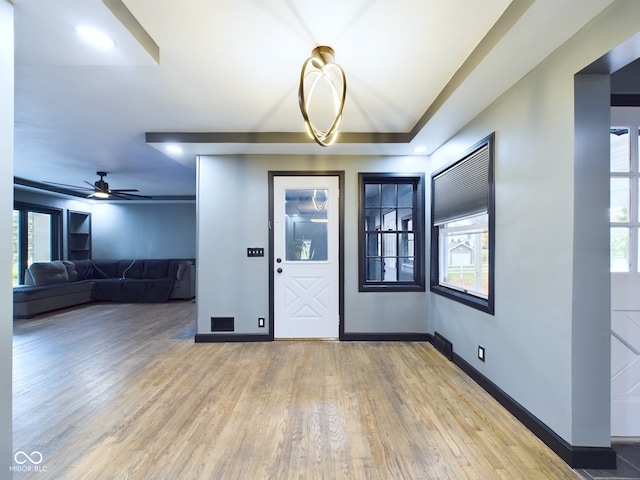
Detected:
[{"left": 277, "top": 267, "right": 283, "bottom": 273}]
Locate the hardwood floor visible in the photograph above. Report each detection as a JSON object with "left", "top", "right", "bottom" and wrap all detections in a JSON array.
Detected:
[{"left": 13, "top": 302, "right": 581, "bottom": 479}]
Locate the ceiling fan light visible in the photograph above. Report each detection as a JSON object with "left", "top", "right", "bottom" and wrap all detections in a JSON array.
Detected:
[
  {"left": 299, "top": 46, "right": 347, "bottom": 147},
  {"left": 94, "top": 191, "right": 109, "bottom": 199}
]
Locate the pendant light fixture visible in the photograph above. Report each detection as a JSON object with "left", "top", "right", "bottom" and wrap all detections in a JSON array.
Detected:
[{"left": 298, "top": 46, "right": 347, "bottom": 147}]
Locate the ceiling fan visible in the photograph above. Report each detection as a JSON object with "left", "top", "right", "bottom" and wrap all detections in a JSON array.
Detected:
[{"left": 44, "top": 171, "right": 151, "bottom": 200}]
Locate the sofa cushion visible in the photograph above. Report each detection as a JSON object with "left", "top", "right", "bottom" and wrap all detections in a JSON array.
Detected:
[
  {"left": 92, "top": 278, "right": 175, "bottom": 302},
  {"left": 141, "top": 260, "right": 170, "bottom": 279},
  {"left": 62, "top": 260, "right": 78, "bottom": 282},
  {"left": 91, "top": 259, "right": 120, "bottom": 279},
  {"left": 13, "top": 281, "right": 94, "bottom": 302},
  {"left": 28, "top": 260, "right": 69, "bottom": 286},
  {"left": 72, "top": 259, "right": 97, "bottom": 281}
]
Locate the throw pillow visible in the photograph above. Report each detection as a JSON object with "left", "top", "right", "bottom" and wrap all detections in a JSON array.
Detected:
[{"left": 28, "top": 261, "right": 69, "bottom": 286}]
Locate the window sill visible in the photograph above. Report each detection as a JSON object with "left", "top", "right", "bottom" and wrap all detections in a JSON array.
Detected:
[
  {"left": 360, "top": 283, "right": 425, "bottom": 293},
  {"left": 430, "top": 284, "right": 494, "bottom": 314}
]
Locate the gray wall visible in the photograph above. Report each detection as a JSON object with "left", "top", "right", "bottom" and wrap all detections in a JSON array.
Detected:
[
  {"left": 196, "top": 154, "right": 428, "bottom": 336},
  {"left": 1, "top": 1, "right": 12, "bottom": 471},
  {"left": 427, "top": 0, "right": 640, "bottom": 448},
  {"left": 13, "top": 189, "right": 196, "bottom": 261},
  {"left": 92, "top": 202, "right": 195, "bottom": 259}
]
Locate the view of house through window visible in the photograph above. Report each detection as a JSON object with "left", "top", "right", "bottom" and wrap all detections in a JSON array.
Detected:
[
  {"left": 610, "top": 127, "right": 639, "bottom": 273},
  {"left": 437, "top": 213, "right": 489, "bottom": 298}
]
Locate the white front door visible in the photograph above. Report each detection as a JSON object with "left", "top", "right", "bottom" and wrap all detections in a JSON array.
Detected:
[
  {"left": 273, "top": 176, "right": 339, "bottom": 339},
  {"left": 610, "top": 107, "right": 640, "bottom": 437}
]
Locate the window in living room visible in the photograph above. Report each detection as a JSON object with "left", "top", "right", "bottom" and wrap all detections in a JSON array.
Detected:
[
  {"left": 13, "top": 203, "right": 62, "bottom": 286},
  {"left": 430, "top": 133, "right": 495, "bottom": 314},
  {"left": 358, "top": 173, "right": 425, "bottom": 292}
]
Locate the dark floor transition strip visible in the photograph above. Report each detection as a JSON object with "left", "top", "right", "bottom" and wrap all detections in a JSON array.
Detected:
[{"left": 576, "top": 443, "right": 640, "bottom": 480}]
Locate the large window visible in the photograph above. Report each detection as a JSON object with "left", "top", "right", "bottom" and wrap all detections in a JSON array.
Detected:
[
  {"left": 359, "top": 173, "right": 425, "bottom": 292},
  {"left": 610, "top": 126, "right": 640, "bottom": 272},
  {"left": 430, "top": 133, "right": 495, "bottom": 314},
  {"left": 13, "top": 203, "right": 62, "bottom": 285}
]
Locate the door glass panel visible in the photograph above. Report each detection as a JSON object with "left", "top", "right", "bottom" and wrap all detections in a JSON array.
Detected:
[
  {"left": 610, "top": 128, "right": 629, "bottom": 172},
  {"left": 611, "top": 178, "right": 630, "bottom": 222},
  {"left": 611, "top": 227, "right": 630, "bottom": 272},
  {"left": 285, "top": 189, "right": 328, "bottom": 261}
]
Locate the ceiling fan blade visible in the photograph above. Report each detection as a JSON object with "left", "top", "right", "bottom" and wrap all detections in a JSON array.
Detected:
[
  {"left": 43, "top": 174, "right": 148, "bottom": 199},
  {"left": 110, "top": 192, "right": 152, "bottom": 199}
]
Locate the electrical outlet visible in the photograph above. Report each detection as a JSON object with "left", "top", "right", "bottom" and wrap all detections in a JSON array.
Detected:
[
  {"left": 258, "top": 317, "right": 265, "bottom": 328},
  {"left": 478, "top": 345, "right": 485, "bottom": 362}
]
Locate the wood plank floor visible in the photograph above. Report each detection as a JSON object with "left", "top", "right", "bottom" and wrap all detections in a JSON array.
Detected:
[{"left": 12, "top": 302, "right": 582, "bottom": 479}]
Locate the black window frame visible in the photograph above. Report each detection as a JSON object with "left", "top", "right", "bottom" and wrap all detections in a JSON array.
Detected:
[
  {"left": 430, "top": 133, "right": 495, "bottom": 314},
  {"left": 13, "top": 202, "right": 63, "bottom": 285},
  {"left": 358, "top": 173, "right": 425, "bottom": 292}
]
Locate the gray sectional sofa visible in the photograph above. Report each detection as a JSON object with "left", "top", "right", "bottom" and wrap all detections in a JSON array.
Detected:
[{"left": 13, "top": 258, "right": 195, "bottom": 319}]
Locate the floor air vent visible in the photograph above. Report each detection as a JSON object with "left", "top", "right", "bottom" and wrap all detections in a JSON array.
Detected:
[
  {"left": 433, "top": 332, "right": 453, "bottom": 361},
  {"left": 211, "top": 317, "right": 234, "bottom": 332}
]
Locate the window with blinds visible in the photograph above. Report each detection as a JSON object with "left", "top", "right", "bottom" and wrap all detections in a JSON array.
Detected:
[{"left": 430, "top": 133, "right": 495, "bottom": 314}]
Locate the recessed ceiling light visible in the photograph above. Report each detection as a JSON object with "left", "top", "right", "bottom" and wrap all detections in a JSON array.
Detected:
[
  {"left": 166, "top": 144, "right": 183, "bottom": 154},
  {"left": 413, "top": 146, "right": 428, "bottom": 154},
  {"left": 75, "top": 25, "right": 116, "bottom": 50}
]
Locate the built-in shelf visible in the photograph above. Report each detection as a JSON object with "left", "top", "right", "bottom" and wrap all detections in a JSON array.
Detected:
[{"left": 68, "top": 210, "right": 91, "bottom": 260}]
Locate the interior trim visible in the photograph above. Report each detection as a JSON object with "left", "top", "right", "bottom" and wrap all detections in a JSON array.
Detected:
[
  {"left": 14, "top": 177, "right": 196, "bottom": 202},
  {"left": 146, "top": 131, "right": 410, "bottom": 145},
  {"left": 195, "top": 331, "right": 617, "bottom": 468},
  {"left": 195, "top": 333, "right": 270, "bottom": 343},
  {"left": 409, "top": 0, "right": 534, "bottom": 137},
  {"left": 342, "top": 333, "right": 431, "bottom": 342},
  {"left": 611, "top": 93, "right": 640, "bottom": 106},
  {"left": 145, "top": 1, "right": 534, "bottom": 148},
  {"left": 450, "top": 351, "right": 617, "bottom": 470},
  {"left": 102, "top": 0, "right": 159, "bottom": 63}
]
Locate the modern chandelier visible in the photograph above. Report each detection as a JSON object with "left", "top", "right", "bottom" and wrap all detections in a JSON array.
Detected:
[{"left": 298, "top": 46, "right": 347, "bottom": 147}]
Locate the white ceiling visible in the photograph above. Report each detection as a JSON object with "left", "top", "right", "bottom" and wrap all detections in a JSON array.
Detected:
[{"left": 13, "top": 0, "right": 616, "bottom": 199}]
